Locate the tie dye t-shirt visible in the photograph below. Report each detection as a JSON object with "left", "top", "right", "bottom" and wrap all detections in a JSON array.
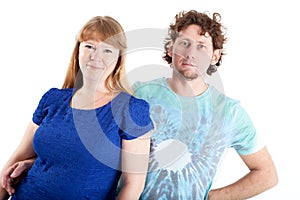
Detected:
[{"left": 133, "top": 78, "right": 264, "bottom": 200}]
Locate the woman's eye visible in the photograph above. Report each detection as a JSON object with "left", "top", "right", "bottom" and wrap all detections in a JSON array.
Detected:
[
  {"left": 85, "top": 44, "right": 95, "bottom": 50},
  {"left": 198, "top": 44, "right": 205, "bottom": 49},
  {"left": 104, "top": 49, "right": 113, "bottom": 53}
]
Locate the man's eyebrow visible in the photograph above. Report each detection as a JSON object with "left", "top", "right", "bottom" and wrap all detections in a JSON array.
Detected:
[
  {"left": 177, "top": 35, "right": 196, "bottom": 42},
  {"left": 177, "top": 34, "right": 188, "bottom": 39},
  {"left": 197, "top": 39, "right": 209, "bottom": 44},
  {"left": 177, "top": 36, "right": 207, "bottom": 44},
  {"left": 198, "top": 35, "right": 211, "bottom": 44}
]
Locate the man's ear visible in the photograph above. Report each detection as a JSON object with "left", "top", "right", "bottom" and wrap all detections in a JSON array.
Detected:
[
  {"left": 167, "top": 42, "right": 174, "bottom": 57},
  {"left": 211, "top": 49, "right": 222, "bottom": 65}
]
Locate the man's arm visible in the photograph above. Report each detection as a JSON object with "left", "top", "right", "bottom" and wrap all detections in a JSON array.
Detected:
[{"left": 208, "top": 146, "right": 278, "bottom": 200}]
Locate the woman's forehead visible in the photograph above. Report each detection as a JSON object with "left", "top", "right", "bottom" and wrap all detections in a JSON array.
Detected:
[{"left": 81, "top": 30, "right": 106, "bottom": 41}]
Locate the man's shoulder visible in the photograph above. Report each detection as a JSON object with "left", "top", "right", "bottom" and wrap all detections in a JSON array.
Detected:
[
  {"left": 208, "top": 86, "right": 240, "bottom": 106},
  {"left": 133, "top": 77, "right": 165, "bottom": 89},
  {"left": 132, "top": 77, "right": 168, "bottom": 100},
  {"left": 133, "top": 78, "right": 167, "bottom": 92}
]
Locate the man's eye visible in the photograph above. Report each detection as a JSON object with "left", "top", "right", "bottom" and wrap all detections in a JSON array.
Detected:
[
  {"left": 180, "top": 40, "right": 189, "bottom": 46},
  {"left": 198, "top": 44, "right": 205, "bottom": 49}
]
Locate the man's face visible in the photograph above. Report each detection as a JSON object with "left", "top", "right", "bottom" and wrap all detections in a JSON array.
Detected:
[{"left": 169, "top": 24, "right": 215, "bottom": 80}]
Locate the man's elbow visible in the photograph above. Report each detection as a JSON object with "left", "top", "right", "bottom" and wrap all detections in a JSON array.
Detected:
[
  {"left": 268, "top": 168, "right": 278, "bottom": 189},
  {"left": 264, "top": 164, "right": 279, "bottom": 190}
]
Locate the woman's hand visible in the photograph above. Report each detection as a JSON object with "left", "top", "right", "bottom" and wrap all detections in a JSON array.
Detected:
[{"left": 1, "top": 158, "right": 35, "bottom": 196}]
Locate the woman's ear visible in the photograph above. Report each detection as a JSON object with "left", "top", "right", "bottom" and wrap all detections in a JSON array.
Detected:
[{"left": 211, "top": 49, "right": 222, "bottom": 65}]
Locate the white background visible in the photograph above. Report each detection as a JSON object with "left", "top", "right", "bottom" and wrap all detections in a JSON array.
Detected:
[{"left": 0, "top": 0, "right": 299, "bottom": 198}]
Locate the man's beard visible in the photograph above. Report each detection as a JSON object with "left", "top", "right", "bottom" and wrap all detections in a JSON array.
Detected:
[{"left": 179, "top": 70, "right": 199, "bottom": 80}]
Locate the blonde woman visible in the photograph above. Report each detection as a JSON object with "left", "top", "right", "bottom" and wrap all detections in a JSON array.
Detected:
[{"left": 0, "top": 16, "right": 153, "bottom": 200}]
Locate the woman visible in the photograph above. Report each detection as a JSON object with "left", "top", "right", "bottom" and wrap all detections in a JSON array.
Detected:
[{"left": 0, "top": 16, "right": 153, "bottom": 200}]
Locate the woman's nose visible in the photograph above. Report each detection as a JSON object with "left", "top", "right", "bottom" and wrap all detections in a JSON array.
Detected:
[{"left": 90, "top": 48, "right": 103, "bottom": 61}]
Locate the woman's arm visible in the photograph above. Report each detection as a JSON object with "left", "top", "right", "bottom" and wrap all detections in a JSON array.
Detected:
[
  {"left": 0, "top": 121, "right": 38, "bottom": 199},
  {"left": 117, "top": 132, "right": 151, "bottom": 200},
  {"left": 1, "top": 157, "right": 36, "bottom": 196}
]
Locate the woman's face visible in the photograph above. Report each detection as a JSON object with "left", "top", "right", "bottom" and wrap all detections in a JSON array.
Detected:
[{"left": 78, "top": 39, "right": 120, "bottom": 83}]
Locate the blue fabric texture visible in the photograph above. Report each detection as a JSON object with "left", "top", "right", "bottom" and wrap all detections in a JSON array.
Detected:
[
  {"left": 12, "top": 88, "right": 153, "bottom": 200},
  {"left": 133, "top": 78, "right": 264, "bottom": 200}
]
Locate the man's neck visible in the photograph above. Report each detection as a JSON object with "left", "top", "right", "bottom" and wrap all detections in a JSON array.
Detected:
[{"left": 167, "top": 75, "right": 208, "bottom": 97}]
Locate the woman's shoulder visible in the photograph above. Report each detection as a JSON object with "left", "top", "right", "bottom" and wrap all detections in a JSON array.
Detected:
[
  {"left": 43, "top": 87, "right": 73, "bottom": 96},
  {"left": 39, "top": 87, "right": 73, "bottom": 104},
  {"left": 118, "top": 92, "right": 149, "bottom": 107},
  {"left": 112, "top": 92, "right": 149, "bottom": 109},
  {"left": 116, "top": 92, "right": 153, "bottom": 133}
]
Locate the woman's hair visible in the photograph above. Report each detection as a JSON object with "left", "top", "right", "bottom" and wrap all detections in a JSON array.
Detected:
[
  {"left": 163, "top": 10, "right": 227, "bottom": 75},
  {"left": 62, "top": 16, "right": 131, "bottom": 93}
]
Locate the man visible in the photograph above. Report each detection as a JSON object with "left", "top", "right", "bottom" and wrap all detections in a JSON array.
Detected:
[
  {"left": 133, "top": 10, "right": 278, "bottom": 199},
  {"left": 1, "top": 10, "right": 278, "bottom": 200}
]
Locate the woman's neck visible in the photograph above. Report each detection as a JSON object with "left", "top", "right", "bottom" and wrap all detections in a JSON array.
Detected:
[
  {"left": 79, "top": 80, "right": 110, "bottom": 94},
  {"left": 71, "top": 82, "right": 116, "bottom": 109}
]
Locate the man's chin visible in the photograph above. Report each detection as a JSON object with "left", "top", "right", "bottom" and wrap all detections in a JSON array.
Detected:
[{"left": 180, "top": 72, "right": 199, "bottom": 81}]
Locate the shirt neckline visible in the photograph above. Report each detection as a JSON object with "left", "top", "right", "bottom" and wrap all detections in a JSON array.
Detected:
[
  {"left": 161, "top": 77, "right": 211, "bottom": 100},
  {"left": 68, "top": 91, "right": 125, "bottom": 111}
]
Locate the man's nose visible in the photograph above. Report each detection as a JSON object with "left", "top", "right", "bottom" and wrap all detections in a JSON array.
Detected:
[{"left": 185, "top": 46, "right": 196, "bottom": 59}]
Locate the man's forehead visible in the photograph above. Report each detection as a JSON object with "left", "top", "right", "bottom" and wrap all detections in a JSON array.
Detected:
[{"left": 177, "top": 31, "right": 212, "bottom": 42}]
